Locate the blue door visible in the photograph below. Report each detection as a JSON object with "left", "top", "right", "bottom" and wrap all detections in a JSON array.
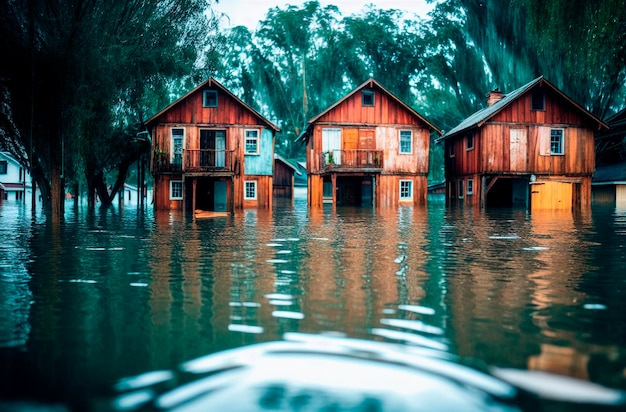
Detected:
[{"left": 214, "top": 181, "right": 227, "bottom": 212}]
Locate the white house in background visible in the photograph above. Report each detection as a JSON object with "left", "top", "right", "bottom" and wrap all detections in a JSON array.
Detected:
[
  {"left": 0, "top": 152, "right": 39, "bottom": 202},
  {"left": 108, "top": 183, "right": 152, "bottom": 207}
]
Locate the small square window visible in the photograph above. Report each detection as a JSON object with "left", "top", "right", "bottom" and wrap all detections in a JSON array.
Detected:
[
  {"left": 550, "top": 129, "right": 564, "bottom": 155},
  {"left": 362, "top": 90, "right": 375, "bottom": 107},
  {"left": 466, "top": 135, "right": 474, "bottom": 151},
  {"left": 467, "top": 179, "right": 474, "bottom": 195},
  {"left": 399, "top": 130, "right": 412, "bottom": 154},
  {"left": 203, "top": 90, "right": 218, "bottom": 107},
  {"left": 170, "top": 180, "right": 183, "bottom": 200},
  {"left": 244, "top": 180, "right": 257, "bottom": 200},
  {"left": 0, "top": 161, "right": 7, "bottom": 174},
  {"left": 531, "top": 90, "right": 545, "bottom": 111},
  {"left": 245, "top": 130, "right": 259, "bottom": 154},
  {"left": 399, "top": 180, "right": 413, "bottom": 200}
]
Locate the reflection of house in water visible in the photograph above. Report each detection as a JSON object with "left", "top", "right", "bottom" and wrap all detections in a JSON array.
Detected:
[
  {"left": 438, "top": 77, "right": 608, "bottom": 212},
  {"left": 593, "top": 108, "right": 626, "bottom": 209},
  {"left": 299, "top": 79, "right": 441, "bottom": 208},
  {"left": 301, "top": 208, "right": 431, "bottom": 336},
  {"left": 145, "top": 78, "right": 280, "bottom": 216}
]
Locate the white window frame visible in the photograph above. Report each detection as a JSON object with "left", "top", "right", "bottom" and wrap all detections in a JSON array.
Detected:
[
  {"left": 399, "top": 130, "right": 413, "bottom": 154},
  {"left": 244, "top": 180, "right": 257, "bottom": 200},
  {"left": 550, "top": 128, "right": 564, "bottom": 155},
  {"left": 171, "top": 128, "right": 184, "bottom": 163},
  {"left": 399, "top": 180, "right": 413, "bottom": 201},
  {"left": 467, "top": 178, "right": 474, "bottom": 195},
  {"left": 170, "top": 180, "right": 183, "bottom": 200},
  {"left": 203, "top": 90, "right": 218, "bottom": 107},
  {"left": 245, "top": 129, "right": 260, "bottom": 155},
  {"left": 322, "top": 128, "right": 342, "bottom": 165},
  {"left": 466, "top": 134, "right": 474, "bottom": 151}
]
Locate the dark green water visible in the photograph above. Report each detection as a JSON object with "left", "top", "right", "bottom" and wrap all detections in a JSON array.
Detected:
[{"left": 1, "top": 191, "right": 625, "bottom": 410}]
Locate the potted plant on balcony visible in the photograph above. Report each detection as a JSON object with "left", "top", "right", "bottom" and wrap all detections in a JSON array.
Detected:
[
  {"left": 327, "top": 151, "right": 334, "bottom": 168},
  {"left": 154, "top": 147, "right": 169, "bottom": 169}
]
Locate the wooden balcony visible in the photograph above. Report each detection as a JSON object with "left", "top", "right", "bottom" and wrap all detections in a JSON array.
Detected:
[
  {"left": 320, "top": 149, "right": 383, "bottom": 172},
  {"left": 153, "top": 149, "right": 235, "bottom": 173}
]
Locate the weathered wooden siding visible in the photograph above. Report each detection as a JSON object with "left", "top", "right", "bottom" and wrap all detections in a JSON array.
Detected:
[
  {"left": 153, "top": 175, "right": 183, "bottom": 210},
  {"left": 235, "top": 175, "right": 273, "bottom": 209},
  {"left": 445, "top": 124, "right": 595, "bottom": 177},
  {"left": 152, "top": 86, "right": 263, "bottom": 126},
  {"left": 376, "top": 175, "right": 428, "bottom": 207},
  {"left": 530, "top": 177, "right": 592, "bottom": 210},
  {"left": 273, "top": 160, "right": 294, "bottom": 196},
  {"left": 592, "top": 185, "right": 615, "bottom": 206},
  {"left": 491, "top": 90, "right": 590, "bottom": 126},
  {"left": 316, "top": 87, "right": 427, "bottom": 126},
  {"left": 618, "top": 186, "right": 626, "bottom": 209},
  {"left": 308, "top": 174, "right": 324, "bottom": 208}
]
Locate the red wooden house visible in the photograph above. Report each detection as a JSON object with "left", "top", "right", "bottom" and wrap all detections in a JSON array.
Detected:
[
  {"left": 145, "top": 78, "right": 280, "bottom": 215},
  {"left": 437, "top": 76, "right": 608, "bottom": 211},
  {"left": 300, "top": 79, "right": 441, "bottom": 208}
]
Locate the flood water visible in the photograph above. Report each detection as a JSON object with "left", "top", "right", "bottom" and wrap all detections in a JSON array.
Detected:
[{"left": 1, "top": 190, "right": 626, "bottom": 410}]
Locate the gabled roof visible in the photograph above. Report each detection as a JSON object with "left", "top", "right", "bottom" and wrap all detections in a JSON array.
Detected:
[
  {"left": 144, "top": 77, "right": 280, "bottom": 132},
  {"left": 0, "top": 151, "right": 21, "bottom": 166},
  {"left": 438, "top": 76, "right": 608, "bottom": 142},
  {"left": 274, "top": 153, "right": 302, "bottom": 175},
  {"left": 299, "top": 78, "right": 442, "bottom": 143}
]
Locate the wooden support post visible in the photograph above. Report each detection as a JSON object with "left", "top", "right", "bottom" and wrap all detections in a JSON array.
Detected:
[
  {"left": 331, "top": 173, "right": 337, "bottom": 211},
  {"left": 192, "top": 178, "right": 197, "bottom": 221}
]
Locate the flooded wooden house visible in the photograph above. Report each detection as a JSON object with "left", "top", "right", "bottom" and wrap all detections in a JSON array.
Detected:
[
  {"left": 437, "top": 76, "right": 608, "bottom": 211},
  {"left": 145, "top": 78, "right": 280, "bottom": 215},
  {"left": 592, "top": 108, "right": 626, "bottom": 208},
  {"left": 273, "top": 154, "right": 300, "bottom": 197},
  {"left": 300, "top": 78, "right": 441, "bottom": 208}
]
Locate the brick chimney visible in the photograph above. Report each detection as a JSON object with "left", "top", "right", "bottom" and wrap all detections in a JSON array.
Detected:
[{"left": 486, "top": 89, "right": 503, "bottom": 106}]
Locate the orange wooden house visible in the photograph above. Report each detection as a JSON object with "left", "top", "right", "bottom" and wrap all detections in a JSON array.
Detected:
[
  {"left": 300, "top": 79, "right": 441, "bottom": 208},
  {"left": 145, "top": 78, "right": 280, "bottom": 215},
  {"left": 437, "top": 76, "right": 608, "bottom": 211}
]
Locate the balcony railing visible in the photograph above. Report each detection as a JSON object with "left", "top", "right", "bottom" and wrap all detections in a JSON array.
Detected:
[
  {"left": 153, "top": 149, "right": 235, "bottom": 173},
  {"left": 320, "top": 149, "right": 383, "bottom": 171}
]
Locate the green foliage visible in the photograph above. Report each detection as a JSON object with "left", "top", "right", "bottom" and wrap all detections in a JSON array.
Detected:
[{"left": 0, "top": 0, "right": 220, "bottom": 210}]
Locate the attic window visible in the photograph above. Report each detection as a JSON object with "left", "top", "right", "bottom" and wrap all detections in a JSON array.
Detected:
[
  {"left": 203, "top": 90, "right": 218, "bottom": 107},
  {"left": 0, "top": 161, "right": 7, "bottom": 174},
  {"left": 531, "top": 90, "right": 545, "bottom": 111},
  {"left": 362, "top": 90, "right": 375, "bottom": 107}
]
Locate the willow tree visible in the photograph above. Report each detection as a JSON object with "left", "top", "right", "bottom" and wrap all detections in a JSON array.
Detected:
[
  {"left": 0, "top": 0, "right": 219, "bottom": 216},
  {"left": 425, "top": 0, "right": 626, "bottom": 119}
]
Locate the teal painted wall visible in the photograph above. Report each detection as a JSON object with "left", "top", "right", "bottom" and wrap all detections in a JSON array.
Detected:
[{"left": 245, "top": 128, "right": 274, "bottom": 175}]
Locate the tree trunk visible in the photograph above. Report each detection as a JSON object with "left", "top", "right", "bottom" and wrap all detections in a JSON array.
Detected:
[{"left": 50, "top": 160, "right": 64, "bottom": 220}]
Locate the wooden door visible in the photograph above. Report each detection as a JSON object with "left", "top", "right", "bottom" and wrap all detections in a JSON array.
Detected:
[
  {"left": 214, "top": 181, "right": 227, "bottom": 212},
  {"left": 531, "top": 181, "right": 572, "bottom": 211},
  {"left": 358, "top": 129, "right": 375, "bottom": 166},
  {"left": 343, "top": 129, "right": 358, "bottom": 167},
  {"left": 510, "top": 128, "right": 527, "bottom": 172}
]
